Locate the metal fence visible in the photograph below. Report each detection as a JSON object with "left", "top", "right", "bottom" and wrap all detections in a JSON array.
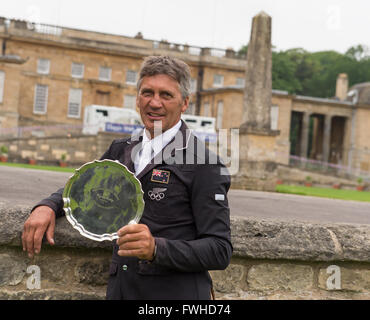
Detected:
[{"left": 289, "top": 155, "right": 370, "bottom": 182}]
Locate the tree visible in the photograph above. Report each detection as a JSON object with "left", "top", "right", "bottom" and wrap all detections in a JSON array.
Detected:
[
  {"left": 238, "top": 43, "right": 370, "bottom": 98},
  {"left": 345, "top": 45, "right": 370, "bottom": 61},
  {"left": 272, "top": 50, "right": 301, "bottom": 94}
]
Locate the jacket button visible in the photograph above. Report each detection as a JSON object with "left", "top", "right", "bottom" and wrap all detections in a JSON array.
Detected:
[{"left": 122, "top": 264, "right": 128, "bottom": 271}]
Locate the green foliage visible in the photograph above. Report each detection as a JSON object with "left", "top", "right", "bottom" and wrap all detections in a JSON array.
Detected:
[
  {"left": 238, "top": 43, "right": 370, "bottom": 97},
  {"left": 272, "top": 50, "right": 302, "bottom": 93},
  {"left": 345, "top": 45, "right": 370, "bottom": 61},
  {"left": 237, "top": 44, "right": 248, "bottom": 58},
  {"left": 0, "top": 145, "right": 8, "bottom": 155}
]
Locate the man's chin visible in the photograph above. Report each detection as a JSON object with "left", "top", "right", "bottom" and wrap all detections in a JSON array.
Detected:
[{"left": 145, "top": 120, "right": 164, "bottom": 131}]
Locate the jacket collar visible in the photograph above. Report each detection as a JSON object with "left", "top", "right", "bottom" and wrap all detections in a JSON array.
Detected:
[{"left": 132, "top": 120, "right": 191, "bottom": 180}]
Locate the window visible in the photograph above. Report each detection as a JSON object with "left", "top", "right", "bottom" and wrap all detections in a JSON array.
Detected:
[
  {"left": 236, "top": 78, "right": 245, "bottom": 87},
  {"left": 99, "top": 66, "right": 111, "bottom": 81},
  {"left": 68, "top": 88, "right": 82, "bottom": 118},
  {"left": 37, "top": 58, "right": 50, "bottom": 75},
  {"left": 203, "top": 102, "right": 210, "bottom": 117},
  {"left": 201, "top": 120, "right": 213, "bottom": 127},
  {"left": 71, "top": 62, "right": 84, "bottom": 78},
  {"left": 126, "top": 70, "right": 137, "bottom": 85},
  {"left": 96, "top": 109, "right": 108, "bottom": 116},
  {"left": 270, "top": 105, "right": 279, "bottom": 130},
  {"left": 95, "top": 90, "right": 110, "bottom": 105},
  {"left": 33, "top": 84, "right": 48, "bottom": 114},
  {"left": 216, "top": 101, "right": 224, "bottom": 129},
  {"left": 213, "top": 74, "right": 224, "bottom": 87},
  {"left": 0, "top": 71, "right": 4, "bottom": 103},
  {"left": 124, "top": 94, "right": 136, "bottom": 109},
  {"left": 185, "top": 119, "right": 197, "bottom": 124},
  {"left": 190, "top": 78, "right": 197, "bottom": 93}
]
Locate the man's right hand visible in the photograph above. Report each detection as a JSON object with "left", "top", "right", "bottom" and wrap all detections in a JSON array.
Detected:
[{"left": 22, "top": 206, "right": 56, "bottom": 259}]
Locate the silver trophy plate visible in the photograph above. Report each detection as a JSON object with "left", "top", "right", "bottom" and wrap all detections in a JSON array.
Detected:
[{"left": 63, "top": 159, "right": 144, "bottom": 241}]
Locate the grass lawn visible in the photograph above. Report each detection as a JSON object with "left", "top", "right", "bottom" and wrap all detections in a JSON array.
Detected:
[
  {"left": 276, "top": 184, "right": 370, "bottom": 203},
  {"left": 0, "top": 161, "right": 75, "bottom": 173}
]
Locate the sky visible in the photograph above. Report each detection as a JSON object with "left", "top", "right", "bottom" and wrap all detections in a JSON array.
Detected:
[{"left": 0, "top": 0, "right": 369, "bottom": 54}]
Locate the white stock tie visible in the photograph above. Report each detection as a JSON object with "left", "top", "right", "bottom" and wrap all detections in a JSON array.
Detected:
[{"left": 136, "top": 140, "right": 153, "bottom": 175}]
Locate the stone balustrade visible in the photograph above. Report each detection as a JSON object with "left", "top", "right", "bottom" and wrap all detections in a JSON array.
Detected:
[{"left": 0, "top": 203, "right": 369, "bottom": 300}]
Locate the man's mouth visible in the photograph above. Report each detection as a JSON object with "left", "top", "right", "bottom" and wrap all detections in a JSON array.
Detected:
[{"left": 147, "top": 112, "right": 165, "bottom": 120}]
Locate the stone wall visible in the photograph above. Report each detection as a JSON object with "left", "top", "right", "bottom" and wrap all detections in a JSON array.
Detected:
[
  {"left": 0, "top": 203, "right": 369, "bottom": 300},
  {"left": 0, "top": 132, "right": 127, "bottom": 166}
]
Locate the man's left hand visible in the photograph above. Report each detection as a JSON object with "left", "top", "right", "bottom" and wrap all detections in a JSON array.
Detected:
[{"left": 116, "top": 223, "right": 156, "bottom": 260}]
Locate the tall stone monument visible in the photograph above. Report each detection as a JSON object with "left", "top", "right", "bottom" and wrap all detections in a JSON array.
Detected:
[{"left": 232, "top": 11, "right": 280, "bottom": 191}]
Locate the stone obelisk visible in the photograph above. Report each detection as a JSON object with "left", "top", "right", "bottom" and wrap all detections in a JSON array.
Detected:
[{"left": 232, "top": 11, "right": 280, "bottom": 191}]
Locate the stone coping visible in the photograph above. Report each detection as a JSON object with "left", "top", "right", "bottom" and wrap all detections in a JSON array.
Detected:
[{"left": 1, "top": 204, "right": 369, "bottom": 262}]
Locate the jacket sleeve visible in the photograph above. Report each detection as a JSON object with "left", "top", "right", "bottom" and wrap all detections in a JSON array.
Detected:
[
  {"left": 153, "top": 162, "right": 233, "bottom": 271},
  {"left": 31, "top": 141, "right": 115, "bottom": 218}
]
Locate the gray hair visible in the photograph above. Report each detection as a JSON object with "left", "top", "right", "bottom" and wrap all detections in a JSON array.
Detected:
[{"left": 137, "top": 55, "right": 191, "bottom": 100}]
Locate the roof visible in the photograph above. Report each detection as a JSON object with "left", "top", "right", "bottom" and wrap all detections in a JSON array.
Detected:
[{"left": 347, "top": 83, "right": 370, "bottom": 105}]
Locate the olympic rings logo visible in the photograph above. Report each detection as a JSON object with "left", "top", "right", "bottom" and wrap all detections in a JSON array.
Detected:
[{"left": 148, "top": 191, "right": 165, "bottom": 201}]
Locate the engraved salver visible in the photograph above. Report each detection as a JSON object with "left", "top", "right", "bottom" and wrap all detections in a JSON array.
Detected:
[{"left": 63, "top": 159, "right": 144, "bottom": 241}]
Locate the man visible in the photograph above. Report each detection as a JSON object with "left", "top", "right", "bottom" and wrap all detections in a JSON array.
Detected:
[{"left": 22, "top": 55, "right": 232, "bottom": 300}]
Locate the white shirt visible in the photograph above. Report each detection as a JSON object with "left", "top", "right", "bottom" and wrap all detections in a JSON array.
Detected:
[{"left": 134, "top": 120, "right": 182, "bottom": 175}]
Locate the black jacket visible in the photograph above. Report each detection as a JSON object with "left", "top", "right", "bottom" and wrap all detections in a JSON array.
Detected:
[{"left": 35, "top": 121, "right": 233, "bottom": 299}]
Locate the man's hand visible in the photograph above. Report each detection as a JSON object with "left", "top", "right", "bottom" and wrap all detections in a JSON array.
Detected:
[
  {"left": 116, "top": 224, "right": 155, "bottom": 260},
  {"left": 22, "top": 206, "right": 56, "bottom": 259}
]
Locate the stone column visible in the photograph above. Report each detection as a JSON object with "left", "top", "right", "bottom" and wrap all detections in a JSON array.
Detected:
[
  {"left": 335, "top": 73, "right": 348, "bottom": 101},
  {"left": 225, "top": 48, "right": 235, "bottom": 58},
  {"left": 322, "top": 114, "right": 332, "bottom": 163},
  {"left": 232, "top": 11, "right": 279, "bottom": 192},
  {"left": 241, "top": 11, "right": 272, "bottom": 132},
  {"left": 201, "top": 47, "right": 212, "bottom": 56},
  {"left": 342, "top": 117, "right": 351, "bottom": 166},
  {"left": 300, "top": 112, "right": 311, "bottom": 159}
]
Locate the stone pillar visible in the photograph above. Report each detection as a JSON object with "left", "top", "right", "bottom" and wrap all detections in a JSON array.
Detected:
[
  {"left": 342, "top": 117, "right": 351, "bottom": 166},
  {"left": 201, "top": 47, "right": 212, "bottom": 56},
  {"left": 232, "top": 11, "right": 279, "bottom": 192},
  {"left": 336, "top": 73, "right": 348, "bottom": 101},
  {"left": 225, "top": 48, "right": 235, "bottom": 58},
  {"left": 300, "top": 112, "right": 311, "bottom": 158},
  {"left": 241, "top": 11, "right": 272, "bottom": 132},
  {"left": 322, "top": 114, "right": 332, "bottom": 163}
]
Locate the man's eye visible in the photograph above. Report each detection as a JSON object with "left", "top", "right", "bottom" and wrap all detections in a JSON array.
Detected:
[
  {"left": 141, "top": 91, "right": 152, "bottom": 97},
  {"left": 161, "top": 92, "right": 172, "bottom": 98}
]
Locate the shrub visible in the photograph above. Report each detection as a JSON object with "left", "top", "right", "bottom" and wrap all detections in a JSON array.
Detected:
[{"left": 0, "top": 145, "right": 8, "bottom": 155}]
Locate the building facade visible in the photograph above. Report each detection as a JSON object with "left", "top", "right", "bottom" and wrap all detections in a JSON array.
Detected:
[{"left": 1, "top": 17, "right": 370, "bottom": 177}]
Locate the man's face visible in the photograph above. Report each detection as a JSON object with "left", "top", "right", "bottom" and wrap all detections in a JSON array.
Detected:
[{"left": 137, "top": 74, "right": 189, "bottom": 137}]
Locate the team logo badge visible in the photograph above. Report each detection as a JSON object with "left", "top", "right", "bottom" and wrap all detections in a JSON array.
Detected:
[
  {"left": 151, "top": 169, "right": 170, "bottom": 184},
  {"left": 148, "top": 188, "right": 167, "bottom": 201}
]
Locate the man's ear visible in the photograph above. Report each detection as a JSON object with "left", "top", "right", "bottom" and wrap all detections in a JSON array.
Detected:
[{"left": 181, "top": 97, "right": 189, "bottom": 113}]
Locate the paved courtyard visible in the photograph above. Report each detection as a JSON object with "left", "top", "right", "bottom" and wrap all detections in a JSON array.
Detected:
[{"left": 1, "top": 165, "right": 369, "bottom": 225}]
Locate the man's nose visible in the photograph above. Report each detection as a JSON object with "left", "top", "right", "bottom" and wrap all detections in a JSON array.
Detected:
[{"left": 149, "top": 94, "right": 162, "bottom": 108}]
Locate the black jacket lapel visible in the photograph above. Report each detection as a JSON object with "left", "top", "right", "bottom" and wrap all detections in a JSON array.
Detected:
[
  {"left": 136, "top": 121, "right": 190, "bottom": 180},
  {"left": 120, "top": 134, "right": 142, "bottom": 174}
]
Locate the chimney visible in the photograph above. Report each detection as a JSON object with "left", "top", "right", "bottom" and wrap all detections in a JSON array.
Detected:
[{"left": 336, "top": 73, "right": 348, "bottom": 101}]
